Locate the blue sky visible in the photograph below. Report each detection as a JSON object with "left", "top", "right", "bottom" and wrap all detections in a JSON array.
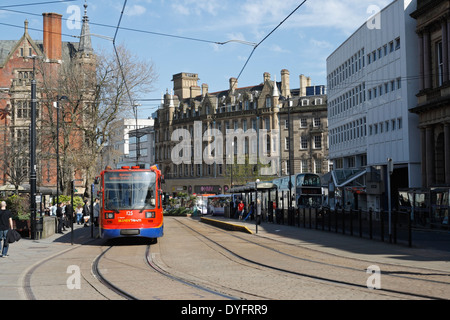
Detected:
[{"left": 0, "top": 0, "right": 393, "bottom": 118}]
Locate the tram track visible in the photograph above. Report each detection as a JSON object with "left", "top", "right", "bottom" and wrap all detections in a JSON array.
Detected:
[
  {"left": 21, "top": 217, "right": 450, "bottom": 300},
  {"left": 172, "top": 217, "right": 450, "bottom": 300}
]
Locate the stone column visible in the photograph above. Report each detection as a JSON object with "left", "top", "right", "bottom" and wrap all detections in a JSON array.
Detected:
[
  {"left": 442, "top": 19, "right": 449, "bottom": 83},
  {"left": 426, "top": 126, "right": 435, "bottom": 186},
  {"left": 444, "top": 123, "right": 450, "bottom": 185},
  {"left": 424, "top": 31, "right": 432, "bottom": 89},
  {"left": 418, "top": 32, "right": 424, "bottom": 90},
  {"left": 420, "top": 127, "right": 427, "bottom": 187}
]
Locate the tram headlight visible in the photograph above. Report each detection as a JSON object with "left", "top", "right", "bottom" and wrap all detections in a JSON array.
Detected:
[
  {"left": 105, "top": 212, "right": 115, "bottom": 219},
  {"left": 145, "top": 211, "right": 155, "bottom": 218}
]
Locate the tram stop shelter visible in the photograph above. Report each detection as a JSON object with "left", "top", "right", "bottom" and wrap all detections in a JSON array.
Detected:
[{"left": 228, "top": 181, "right": 276, "bottom": 221}]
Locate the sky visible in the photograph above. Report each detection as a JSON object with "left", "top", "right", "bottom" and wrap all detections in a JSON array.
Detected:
[{"left": 0, "top": 0, "right": 393, "bottom": 118}]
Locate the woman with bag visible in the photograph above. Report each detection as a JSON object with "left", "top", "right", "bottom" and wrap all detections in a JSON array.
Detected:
[{"left": 0, "top": 201, "right": 13, "bottom": 257}]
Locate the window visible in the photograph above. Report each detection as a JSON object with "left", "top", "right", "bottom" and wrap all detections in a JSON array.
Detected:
[
  {"left": 313, "top": 118, "right": 321, "bottom": 127},
  {"left": 284, "top": 119, "right": 289, "bottom": 129},
  {"left": 395, "top": 37, "right": 400, "bottom": 50},
  {"left": 314, "top": 135, "right": 322, "bottom": 149},
  {"left": 389, "top": 41, "right": 394, "bottom": 52},
  {"left": 315, "top": 159, "right": 322, "bottom": 174},
  {"left": 266, "top": 96, "right": 272, "bottom": 108},
  {"left": 285, "top": 137, "right": 290, "bottom": 150},
  {"left": 300, "top": 137, "right": 308, "bottom": 149},
  {"left": 16, "top": 100, "right": 31, "bottom": 119},
  {"left": 301, "top": 160, "right": 308, "bottom": 173},
  {"left": 300, "top": 118, "right": 307, "bottom": 128},
  {"left": 397, "top": 117, "right": 402, "bottom": 129}
]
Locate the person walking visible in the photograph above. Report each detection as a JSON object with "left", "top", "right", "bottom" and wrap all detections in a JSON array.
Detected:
[
  {"left": 0, "top": 201, "right": 13, "bottom": 257},
  {"left": 82, "top": 199, "right": 90, "bottom": 227}
]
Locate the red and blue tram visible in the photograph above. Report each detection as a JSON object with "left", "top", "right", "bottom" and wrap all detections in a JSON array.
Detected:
[{"left": 98, "top": 165, "right": 164, "bottom": 240}]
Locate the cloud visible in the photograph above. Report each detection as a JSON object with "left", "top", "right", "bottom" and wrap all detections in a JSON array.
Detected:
[
  {"left": 171, "top": 0, "right": 223, "bottom": 16},
  {"left": 125, "top": 4, "right": 147, "bottom": 16}
]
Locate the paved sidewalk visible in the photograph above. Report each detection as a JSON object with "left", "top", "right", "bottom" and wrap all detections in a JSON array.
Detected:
[
  {"left": 1, "top": 217, "right": 449, "bottom": 300},
  {"left": 0, "top": 224, "right": 97, "bottom": 300}
]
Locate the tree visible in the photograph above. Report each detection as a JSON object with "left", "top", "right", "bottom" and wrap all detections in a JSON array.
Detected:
[{"left": 38, "top": 45, "right": 157, "bottom": 196}]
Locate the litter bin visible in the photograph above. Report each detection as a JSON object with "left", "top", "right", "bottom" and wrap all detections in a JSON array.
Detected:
[{"left": 35, "top": 217, "right": 43, "bottom": 239}]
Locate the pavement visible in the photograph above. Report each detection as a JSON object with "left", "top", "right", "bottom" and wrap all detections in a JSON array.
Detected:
[
  {"left": 0, "top": 216, "right": 449, "bottom": 300},
  {"left": 0, "top": 223, "right": 97, "bottom": 300}
]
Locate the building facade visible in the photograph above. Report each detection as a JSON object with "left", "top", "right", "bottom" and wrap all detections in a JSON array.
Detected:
[
  {"left": 101, "top": 117, "right": 155, "bottom": 169},
  {"left": 326, "top": 0, "right": 420, "bottom": 210},
  {"left": 154, "top": 70, "right": 329, "bottom": 196},
  {"left": 0, "top": 5, "right": 95, "bottom": 196},
  {"left": 410, "top": 0, "right": 450, "bottom": 187}
]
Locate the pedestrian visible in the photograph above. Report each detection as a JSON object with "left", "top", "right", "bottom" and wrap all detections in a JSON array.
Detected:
[
  {"left": 56, "top": 202, "right": 65, "bottom": 233},
  {"left": 237, "top": 200, "right": 244, "bottom": 220},
  {"left": 82, "top": 199, "right": 90, "bottom": 227},
  {"left": 65, "top": 201, "right": 74, "bottom": 227},
  {"left": 76, "top": 204, "right": 83, "bottom": 225},
  {"left": 0, "top": 201, "right": 13, "bottom": 257}
]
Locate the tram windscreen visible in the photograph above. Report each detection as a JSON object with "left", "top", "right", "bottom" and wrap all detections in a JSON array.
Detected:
[{"left": 104, "top": 171, "right": 156, "bottom": 211}]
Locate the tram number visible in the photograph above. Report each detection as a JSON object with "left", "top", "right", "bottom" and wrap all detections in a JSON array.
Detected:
[{"left": 126, "top": 211, "right": 133, "bottom": 216}]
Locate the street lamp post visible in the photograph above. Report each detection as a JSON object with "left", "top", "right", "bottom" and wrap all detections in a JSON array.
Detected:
[
  {"left": 53, "top": 96, "right": 68, "bottom": 208},
  {"left": 255, "top": 178, "right": 260, "bottom": 233},
  {"left": 30, "top": 57, "right": 37, "bottom": 240},
  {"left": 280, "top": 95, "right": 293, "bottom": 212}
]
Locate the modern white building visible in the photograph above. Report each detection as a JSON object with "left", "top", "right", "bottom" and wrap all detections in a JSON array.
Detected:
[
  {"left": 102, "top": 117, "right": 155, "bottom": 169},
  {"left": 326, "top": 0, "right": 421, "bottom": 210}
]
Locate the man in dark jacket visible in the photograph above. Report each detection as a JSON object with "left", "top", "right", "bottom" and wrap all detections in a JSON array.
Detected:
[
  {"left": 56, "top": 202, "right": 65, "bottom": 233},
  {"left": 82, "top": 200, "right": 90, "bottom": 227},
  {"left": 0, "top": 201, "right": 13, "bottom": 257}
]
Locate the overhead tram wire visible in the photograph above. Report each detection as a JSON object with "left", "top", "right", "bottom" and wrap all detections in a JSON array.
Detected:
[
  {"left": 0, "top": 0, "right": 77, "bottom": 9},
  {"left": 0, "top": 8, "right": 256, "bottom": 48},
  {"left": 236, "top": 0, "right": 307, "bottom": 81}
]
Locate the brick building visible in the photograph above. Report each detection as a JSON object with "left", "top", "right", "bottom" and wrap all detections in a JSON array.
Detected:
[{"left": 0, "top": 6, "right": 95, "bottom": 198}]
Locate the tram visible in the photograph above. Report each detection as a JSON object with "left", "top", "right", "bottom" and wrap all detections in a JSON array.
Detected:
[{"left": 97, "top": 165, "right": 164, "bottom": 240}]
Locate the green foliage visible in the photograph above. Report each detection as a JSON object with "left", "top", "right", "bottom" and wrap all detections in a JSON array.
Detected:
[
  {"left": 55, "top": 195, "right": 84, "bottom": 209},
  {"left": 164, "top": 207, "right": 193, "bottom": 216},
  {"left": 3, "top": 194, "right": 29, "bottom": 220}
]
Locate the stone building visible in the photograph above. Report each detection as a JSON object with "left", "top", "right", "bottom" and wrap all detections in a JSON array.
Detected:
[
  {"left": 410, "top": 0, "right": 450, "bottom": 187},
  {"left": 154, "top": 70, "right": 329, "bottom": 196}
]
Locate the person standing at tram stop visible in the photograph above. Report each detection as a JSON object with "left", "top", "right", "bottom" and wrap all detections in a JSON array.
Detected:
[
  {"left": 0, "top": 201, "right": 13, "bottom": 257},
  {"left": 56, "top": 202, "right": 66, "bottom": 233},
  {"left": 237, "top": 201, "right": 244, "bottom": 220}
]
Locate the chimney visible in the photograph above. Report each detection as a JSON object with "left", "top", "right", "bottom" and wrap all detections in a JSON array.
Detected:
[
  {"left": 202, "top": 83, "right": 209, "bottom": 97},
  {"left": 42, "top": 13, "right": 62, "bottom": 61},
  {"left": 281, "top": 69, "right": 290, "bottom": 98},
  {"left": 263, "top": 72, "right": 271, "bottom": 83},
  {"left": 229, "top": 77, "right": 238, "bottom": 93},
  {"left": 299, "top": 74, "right": 311, "bottom": 96}
]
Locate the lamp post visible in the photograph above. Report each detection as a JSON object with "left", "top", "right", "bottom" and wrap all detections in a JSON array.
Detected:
[
  {"left": 280, "top": 95, "right": 293, "bottom": 212},
  {"left": 29, "top": 56, "right": 37, "bottom": 240},
  {"left": 53, "top": 96, "right": 68, "bottom": 208},
  {"left": 255, "top": 178, "right": 260, "bottom": 233}
]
